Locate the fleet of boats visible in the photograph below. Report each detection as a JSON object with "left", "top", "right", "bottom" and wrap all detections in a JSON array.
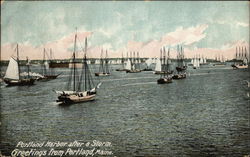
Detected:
[{"left": 2, "top": 38, "right": 249, "bottom": 105}]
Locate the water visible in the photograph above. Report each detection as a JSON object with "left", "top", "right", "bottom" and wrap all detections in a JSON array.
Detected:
[{"left": 0, "top": 65, "right": 249, "bottom": 156}]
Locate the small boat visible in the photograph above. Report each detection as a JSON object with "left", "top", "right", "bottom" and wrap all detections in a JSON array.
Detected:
[
  {"left": 173, "top": 45, "right": 187, "bottom": 80},
  {"left": 38, "top": 48, "right": 61, "bottom": 81},
  {"left": 56, "top": 32, "right": 101, "bottom": 104},
  {"left": 157, "top": 47, "right": 173, "bottom": 84},
  {"left": 95, "top": 49, "right": 111, "bottom": 76},
  {"left": 4, "top": 44, "right": 35, "bottom": 86}
]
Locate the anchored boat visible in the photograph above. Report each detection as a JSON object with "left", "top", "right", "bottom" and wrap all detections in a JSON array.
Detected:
[
  {"left": 4, "top": 44, "right": 35, "bottom": 86},
  {"left": 56, "top": 32, "right": 101, "bottom": 104},
  {"left": 95, "top": 49, "right": 111, "bottom": 76},
  {"left": 157, "top": 47, "right": 173, "bottom": 84}
]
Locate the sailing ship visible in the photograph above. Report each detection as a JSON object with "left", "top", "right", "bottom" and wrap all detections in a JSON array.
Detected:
[
  {"left": 4, "top": 44, "right": 35, "bottom": 86},
  {"left": 56, "top": 32, "right": 101, "bottom": 104},
  {"left": 231, "top": 46, "right": 249, "bottom": 69},
  {"left": 126, "top": 51, "right": 141, "bottom": 73},
  {"left": 116, "top": 52, "right": 127, "bottom": 71},
  {"left": 95, "top": 49, "right": 111, "bottom": 76},
  {"left": 192, "top": 55, "right": 200, "bottom": 69},
  {"left": 38, "top": 48, "right": 61, "bottom": 81},
  {"left": 157, "top": 47, "right": 173, "bottom": 84},
  {"left": 173, "top": 45, "right": 186, "bottom": 79},
  {"left": 154, "top": 48, "right": 173, "bottom": 74}
]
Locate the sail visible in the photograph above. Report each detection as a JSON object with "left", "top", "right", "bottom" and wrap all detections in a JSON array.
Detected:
[
  {"left": 145, "top": 58, "right": 153, "bottom": 67},
  {"left": 155, "top": 58, "right": 161, "bottom": 71},
  {"left": 125, "top": 59, "right": 131, "bottom": 70},
  {"left": 44, "top": 61, "right": 49, "bottom": 69},
  {"left": 4, "top": 57, "right": 19, "bottom": 80}
]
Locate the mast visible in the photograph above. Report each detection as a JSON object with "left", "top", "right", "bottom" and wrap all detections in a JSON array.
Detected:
[
  {"left": 17, "top": 44, "right": 20, "bottom": 79},
  {"left": 99, "top": 49, "right": 104, "bottom": 73},
  {"left": 137, "top": 52, "right": 140, "bottom": 70},
  {"left": 26, "top": 57, "right": 30, "bottom": 78},
  {"left": 73, "top": 32, "right": 77, "bottom": 91},
  {"left": 43, "top": 48, "right": 47, "bottom": 76},
  {"left": 105, "top": 50, "right": 109, "bottom": 73},
  {"left": 163, "top": 47, "right": 166, "bottom": 77},
  {"left": 167, "top": 47, "right": 170, "bottom": 76},
  {"left": 49, "top": 48, "right": 53, "bottom": 75},
  {"left": 84, "top": 37, "right": 87, "bottom": 91}
]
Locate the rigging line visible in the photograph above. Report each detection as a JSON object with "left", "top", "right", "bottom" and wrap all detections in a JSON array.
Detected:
[{"left": 78, "top": 58, "right": 85, "bottom": 91}]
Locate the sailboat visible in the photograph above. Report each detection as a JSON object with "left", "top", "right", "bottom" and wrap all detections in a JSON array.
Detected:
[
  {"left": 157, "top": 47, "right": 173, "bottom": 84},
  {"left": 154, "top": 48, "right": 173, "bottom": 75},
  {"left": 126, "top": 51, "right": 141, "bottom": 73},
  {"left": 116, "top": 52, "right": 127, "bottom": 71},
  {"left": 95, "top": 49, "right": 111, "bottom": 76},
  {"left": 173, "top": 45, "right": 186, "bottom": 79},
  {"left": 4, "top": 44, "right": 35, "bottom": 86},
  {"left": 232, "top": 46, "right": 248, "bottom": 69},
  {"left": 142, "top": 58, "right": 153, "bottom": 71},
  {"left": 38, "top": 48, "right": 61, "bottom": 81},
  {"left": 193, "top": 55, "right": 200, "bottom": 69},
  {"left": 56, "top": 32, "right": 101, "bottom": 104}
]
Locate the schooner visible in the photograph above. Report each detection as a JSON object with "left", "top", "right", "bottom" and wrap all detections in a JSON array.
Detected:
[{"left": 56, "top": 32, "right": 101, "bottom": 104}]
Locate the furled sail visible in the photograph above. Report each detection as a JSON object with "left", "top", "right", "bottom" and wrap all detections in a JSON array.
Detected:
[
  {"left": 4, "top": 57, "right": 19, "bottom": 80},
  {"left": 155, "top": 58, "right": 161, "bottom": 71}
]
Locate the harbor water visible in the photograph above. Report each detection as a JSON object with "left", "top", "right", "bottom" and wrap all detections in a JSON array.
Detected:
[{"left": 0, "top": 65, "right": 249, "bottom": 156}]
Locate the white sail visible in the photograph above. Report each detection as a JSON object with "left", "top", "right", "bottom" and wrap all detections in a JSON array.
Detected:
[
  {"left": 4, "top": 57, "right": 19, "bottom": 80},
  {"left": 155, "top": 58, "right": 161, "bottom": 71},
  {"left": 191, "top": 59, "right": 193, "bottom": 64},
  {"left": 200, "top": 58, "right": 203, "bottom": 64},
  {"left": 204, "top": 58, "right": 207, "bottom": 63},
  {"left": 125, "top": 59, "right": 131, "bottom": 70},
  {"left": 44, "top": 61, "right": 49, "bottom": 69}
]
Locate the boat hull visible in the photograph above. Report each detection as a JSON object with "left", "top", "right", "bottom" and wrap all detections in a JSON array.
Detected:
[
  {"left": 57, "top": 94, "right": 96, "bottom": 104},
  {"left": 157, "top": 77, "right": 173, "bottom": 84},
  {"left": 37, "top": 74, "right": 60, "bottom": 81},
  {"left": 172, "top": 74, "right": 186, "bottom": 80},
  {"left": 95, "top": 73, "right": 111, "bottom": 76},
  {"left": 154, "top": 71, "right": 173, "bottom": 75},
  {"left": 4, "top": 78, "right": 35, "bottom": 86},
  {"left": 176, "top": 66, "right": 187, "bottom": 72},
  {"left": 126, "top": 70, "right": 141, "bottom": 73}
]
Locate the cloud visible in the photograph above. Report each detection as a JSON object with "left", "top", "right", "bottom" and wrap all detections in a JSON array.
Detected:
[{"left": 1, "top": 30, "right": 94, "bottom": 60}]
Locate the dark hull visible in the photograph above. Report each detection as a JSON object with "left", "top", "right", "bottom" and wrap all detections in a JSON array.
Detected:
[
  {"left": 157, "top": 78, "right": 173, "bottom": 84},
  {"left": 126, "top": 70, "right": 141, "bottom": 73},
  {"left": 142, "top": 68, "right": 153, "bottom": 71},
  {"left": 172, "top": 74, "right": 186, "bottom": 80},
  {"left": 95, "top": 72, "right": 111, "bottom": 76},
  {"left": 4, "top": 78, "right": 35, "bottom": 86},
  {"left": 49, "top": 62, "right": 69, "bottom": 68},
  {"left": 154, "top": 71, "right": 173, "bottom": 75},
  {"left": 176, "top": 66, "right": 187, "bottom": 72},
  {"left": 37, "top": 74, "right": 60, "bottom": 81}
]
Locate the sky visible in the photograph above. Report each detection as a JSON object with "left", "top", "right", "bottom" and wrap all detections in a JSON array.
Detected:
[{"left": 1, "top": 1, "right": 249, "bottom": 60}]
